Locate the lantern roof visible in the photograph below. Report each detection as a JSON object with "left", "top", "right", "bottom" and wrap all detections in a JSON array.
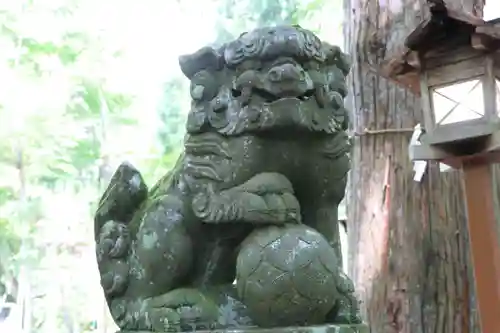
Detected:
[{"left": 380, "top": 0, "right": 500, "bottom": 94}]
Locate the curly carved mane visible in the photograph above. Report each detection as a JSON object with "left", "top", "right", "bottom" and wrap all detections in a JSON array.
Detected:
[{"left": 177, "top": 25, "right": 352, "bottom": 138}]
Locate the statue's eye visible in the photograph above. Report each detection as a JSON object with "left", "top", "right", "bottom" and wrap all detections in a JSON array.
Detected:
[
  {"left": 233, "top": 70, "right": 260, "bottom": 91},
  {"left": 238, "top": 60, "right": 262, "bottom": 73},
  {"left": 190, "top": 70, "right": 219, "bottom": 101}
]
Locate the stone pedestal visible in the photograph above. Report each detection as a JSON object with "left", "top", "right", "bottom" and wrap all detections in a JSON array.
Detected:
[{"left": 119, "top": 324, "right": 369, "bottom": 333}]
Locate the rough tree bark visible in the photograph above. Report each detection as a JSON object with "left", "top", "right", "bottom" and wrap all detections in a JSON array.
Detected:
[{"left": 344, "top": 1, "right": 485, "bottom": 332}]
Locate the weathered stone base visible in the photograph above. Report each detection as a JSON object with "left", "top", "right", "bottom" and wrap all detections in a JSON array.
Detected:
[{"left": 118, "top": 324, "right": 369, "bottom": 333}]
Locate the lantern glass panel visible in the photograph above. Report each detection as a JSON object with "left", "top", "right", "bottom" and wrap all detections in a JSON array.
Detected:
[{"left": 431, "top": 79, "right": 484, "bottom": 125}]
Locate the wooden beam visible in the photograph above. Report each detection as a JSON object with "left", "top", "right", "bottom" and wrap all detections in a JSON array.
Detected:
[
  {"left": 476, "top": 24, "right": 500, "bottom": 40},
  {"left": 406, "top": 51, "right": 421, "bottom": 69},
  {"left": 471, "top": 33, "right": 500, "bottom": 51},
  {"left": 461, "top": 162, "right": 500, "bottom": 333},
  {"left": 379, "top": 54, "right": 421, "bottom": 94},
  {"left": 444, "top": 7, "right": 484, "bottom": 26},
  {"left": 405, "top": 17, "right": 433, "bottom": 49},
  {"left": 409, "top": 143, "right": 450, "bottom": 161},
  {"left": 420, "top": 121, "right": 500, "bottom": 146},
  {"left": 471, "top": 33, "right": 493, "bottom": 50},
  {"left": 440, "top": 150, "right": 500, "bottom": 168}
]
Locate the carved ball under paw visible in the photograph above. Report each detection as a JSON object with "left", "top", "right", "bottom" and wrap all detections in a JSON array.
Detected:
[{"left": 235, "top": 224, "right": 340, "bottom": 327}]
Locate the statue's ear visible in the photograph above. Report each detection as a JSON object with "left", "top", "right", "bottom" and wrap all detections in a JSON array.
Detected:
[
  {"left": 323, "top": 44, "right": 352, "bottom": 76},
  {"left": 337, "top": 51, "right": 352, "bottom": 76},
  {"left": 178, "top": 46, "right": 224, "bottom": 79}
]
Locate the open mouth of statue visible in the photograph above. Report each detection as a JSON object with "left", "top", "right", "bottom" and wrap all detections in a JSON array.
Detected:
[{"left": 232, "top": 87, "right": 317, "bottom": 103}]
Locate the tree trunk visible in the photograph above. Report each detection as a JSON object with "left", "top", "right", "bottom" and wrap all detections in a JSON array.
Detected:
[{"left": 343, "top": 1, "right": 484, "bottom": 332}]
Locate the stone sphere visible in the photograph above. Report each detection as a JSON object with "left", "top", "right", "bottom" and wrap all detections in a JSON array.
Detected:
[{"left": 235, "top": 224, "right": 340, "bottom": 327}]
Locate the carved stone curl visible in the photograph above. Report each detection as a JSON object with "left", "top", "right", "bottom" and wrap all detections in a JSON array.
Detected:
[{"left": 93, "top": 25, "right": 361, "bottom": 332}]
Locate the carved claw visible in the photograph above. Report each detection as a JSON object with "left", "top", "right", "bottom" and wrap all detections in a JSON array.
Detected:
[
  {"left": 329, "top": 91, "right": 344, "bottom": 109},
  {"left": 336, "top": 271, "right": 355, "bottom": 295},
  {"left": 232, "top": 172, "right": 294, "bottom": 195},
  {"left": 96, "top": 221, "right": 131, "bottom": 298},
  {"left": 326, "top": 271, "right": 362, "bottom": 324},
  {"left": 192, "top": 172, "right": 301, "bottom": 225},
  {"left": 314, "top": 85, "right": 329, "bottom": 108},
  {"left": 330, "top": 294, "right": 363, "bottom": 325},
  {"left": 97, "top": 221, "right": 130, "bottom": 260},
  {"left": 109, "top": 235, "right": 128, "bottom": 258},
  {"left": 238, "top": 86, "right": 252, "bottom": 106},
  {"left": 147, "top": 288, "right": 219, "bottom": 332},
  {"left": 100, "top": 261, "right": 129, "bottom": 297}
]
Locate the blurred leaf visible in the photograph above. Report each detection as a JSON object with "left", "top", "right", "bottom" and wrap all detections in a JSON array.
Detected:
[{"left": 0, "top": 187, "right": 16, "bottom": 206}]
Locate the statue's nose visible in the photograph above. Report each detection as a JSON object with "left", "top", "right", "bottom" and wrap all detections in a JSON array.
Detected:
[{"left": 267, "top": 63, "right": 305, "bottom": 82}]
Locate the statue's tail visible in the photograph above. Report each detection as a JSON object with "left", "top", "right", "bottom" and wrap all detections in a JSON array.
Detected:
[{"left": 94, "top": 162, "right": 148, "bottom": 310}]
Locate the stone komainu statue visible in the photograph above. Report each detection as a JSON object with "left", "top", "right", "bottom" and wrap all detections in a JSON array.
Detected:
[{"left": 94, "top": 25, "right": 361, "bottom": 332}]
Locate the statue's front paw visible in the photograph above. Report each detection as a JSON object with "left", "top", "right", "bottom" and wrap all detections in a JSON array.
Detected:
[
  {"left": 327, "top": 295, "right": 362, "bottom": 325},
  {"left": 147, "top": 288, "right": 219, "bottom": 332},
  {"left": 193, "top": 172, "right": 301, "bottom": 225},
  {"left": 326, "top": 271, "right": 363, "bottom": 325},
  {"left": 97, "top": 221, "right": 130, "bottom": 260}
]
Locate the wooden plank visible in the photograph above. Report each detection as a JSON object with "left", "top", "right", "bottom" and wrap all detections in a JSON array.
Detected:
[
  {"left": 483, "top": 56, "right": 497, "bottom": 119},
  {"left": 439, "top": 150, "right": 500, "bottom": 167},
  {"left": 404, "top": 1, "right": 484, "bottom": 47},
  {"left": 405, "top": 17, "right": 433, "bottom": 49},
  {"left": 406, "top": 51, "right": 421, "bottom": 68},
  {"left": 421, "top": 120, "right": 500, "bottom": 146},
  {"left": 419, "top": 71, "right": 435, "bottom": 131},
  {"left": 427, "top": 57, "right": 485, "bottom": 87},
  {"left": 424, "top": 131, "right": 500, "bottom": 167},
  {"left": 378, "top": 54, "right": 421, "bottom": 94},
  {"left": 461, "top": 163, "right": 500, "bottom": 333},
  {"left": 388, "top": 72, "right": 421, "bottom": 95},
  {"left": 444, "top": 6, "right": 484, "bottom": 26},
  {"left": 476, "top": 24, "right": 500, "bottom": 40},
  {"left": 424, "top": 45, "right": 484, "bottom": 69},
  {"left": 409, "top": 143, "right": 451, "bottom": 161},
  {"left": 485, "top": 129, "right": 500, "bottom": 152}
]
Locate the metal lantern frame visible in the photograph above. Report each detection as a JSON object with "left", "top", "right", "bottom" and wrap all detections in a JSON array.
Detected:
[
  {"left": 382, "top": 9, "right": 500, "bottom": 166},
  {"left": 380, "top": 1, "right": 500, "bottom": 332}
]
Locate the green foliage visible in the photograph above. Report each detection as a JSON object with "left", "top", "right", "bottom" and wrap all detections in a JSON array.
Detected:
[
  {"left": 0, "top": 217, "right": 22, "bottom": 265},
  {"left": 157, "top": 78, "right": 187, "bottom": 155},
  {"left": 0, "top": 1, "right": 164, "bottom": 330},
  {"left": 0, "top": 187, "right": 15, "bottom": 206},
  {"left": 68, "top": 80, "right": 134, "bottom": 119},
  {"left": 211, "top": 0, "right": 332, "bottom": 44}
]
